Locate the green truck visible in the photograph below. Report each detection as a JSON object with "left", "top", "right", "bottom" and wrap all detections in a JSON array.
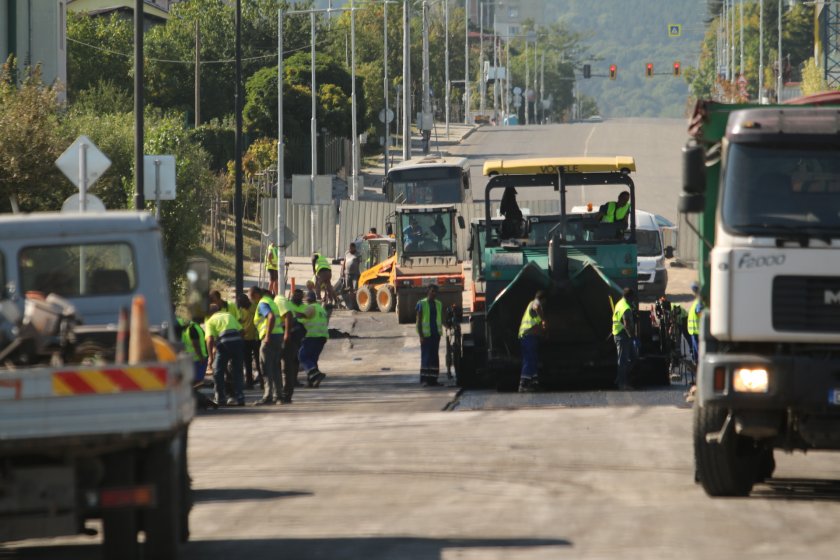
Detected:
[{"left": 681, "top": 92, "right": 840, "bottom": 496}]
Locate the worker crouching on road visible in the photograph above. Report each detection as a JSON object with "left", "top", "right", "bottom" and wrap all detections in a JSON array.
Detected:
[
  {"left": 416, "top": 284, "right": 443, "bottom": 387},
  {"left": 176, "top": 316, "right": 208, "bottom": 383},
  {"left": 518, "top": 290, "right": 547, "bottom": 392},
  {"left": 299, "top": 290, "right": 328, "bottom": 387},
  {"left": 312, "top": 252, "right": 338, "bottom": 307},
  {"left": 612, "top": 288, "right": 638, "bottom": 391},
  {"left": 249, "top": 286, "right": 287, "bottom": 406},
  {"left": 204, "top": 304, "right": 246, "bottom": 406}
]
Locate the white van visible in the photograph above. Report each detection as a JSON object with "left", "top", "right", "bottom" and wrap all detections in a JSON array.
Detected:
[{"left": 635, "top": 210, "right": 673, "bottom": 299}]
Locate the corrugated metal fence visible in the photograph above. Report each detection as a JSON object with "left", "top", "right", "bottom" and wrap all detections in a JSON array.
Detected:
[{"left": 260, "top": 198, "right": 338, "bottom": 258}]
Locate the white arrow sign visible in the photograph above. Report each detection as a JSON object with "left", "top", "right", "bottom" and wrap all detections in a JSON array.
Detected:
[{"left": 55, "top": 135, "right": 111, "bottom": 212}]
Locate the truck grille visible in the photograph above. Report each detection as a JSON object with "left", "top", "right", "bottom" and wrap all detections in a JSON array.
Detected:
[{"left": 773, "top": 276, "right": 840, "bottom": 333}]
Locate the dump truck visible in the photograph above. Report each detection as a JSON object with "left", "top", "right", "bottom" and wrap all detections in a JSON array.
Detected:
[
  {"left": 355, "top": 206, "right": 465, "bottom": 323},
  {"left": 456, "top": 157, "right": 669, "bottom": 390},
  {"left": 0, "top": 212, "right": 195, "bottom": 559},
  {"left": 681, "top": 93, "right": 840, "bottom": 497}
]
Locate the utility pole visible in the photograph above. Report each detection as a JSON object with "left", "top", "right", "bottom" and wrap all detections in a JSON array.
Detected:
[
  {"left": 444, "top": 0, "right": 450, "bottom": 136},
  {"left": 759, "top": 0, "right": 764, "bottom": 102},
  {"left": 525, "top": 37, "right": 529, "bottom": 125},
  {"left": 492, "top": 15, "right": 498, "bottom": 122},
  {"left": 234, "top": 0, "right": 243, "bottom": 295},
  {"left": 505, "top": 38, "right": 511, "bottom": 120},
  {"left": 479, "top": 2, "right": 485, "bottom": 117},
  {"left": 540, "top": 51, "right": 544, "bottom": 125},
  {"left": 739, "top": 0, "right": 744, "bottom": 77},
  {"left": 383, "top": 1, "right": 390, "bottom": 174},
  {"left": 464, "top": 0, "right": 470, "bottom": 124},
  {"left": 421, "top": 0, "right": 431, "bottom": 153},
  {"left": 350, "top": 0, "right": 359, "bottom": 200},
  {"left": 277, "top": 8, "right": 286, "bottom": 292},
  {"left": 134, "top": 0, "right": 144, "bottom": 211},
  {"left": 731, "top": 0, "right": 736, "bottom": 84},
  {"left": 777, "top": 0, "right": 783, "bottom": 101},
  {"left": 309, "top": 11, "right": 317, "bottom": 253},
  {"left": 402, "top": 0, "right": 411, "bottom": 161},
  {"left": 194, "top": 20, "right": 200, "bottom": 127},
  {"left": 533, "top": 34, "right": 538, "bottom": 124}
]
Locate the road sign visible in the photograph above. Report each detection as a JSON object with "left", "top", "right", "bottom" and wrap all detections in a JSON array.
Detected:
[
  {"left": 513, "top": 86, "right": 522, "bottom": 95},
  {"left": 668, "top": 24, "right": 682, "bottom": 37},
  {"left": 56, "top": 135, "right": 111, "bottom": 191},
  {"left": 143, "top": 155, "right": 177, "bottom": 201},
  {"left": 266, "top": 227, "right": 297, "bottom": 248},
  {"left": 378, "top": 108, "right": 395, "bottom": 124},
  {"left": 61, "top": 193, "right": 106, "bottom": 213}
]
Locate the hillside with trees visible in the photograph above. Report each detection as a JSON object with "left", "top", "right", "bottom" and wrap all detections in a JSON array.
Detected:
[{"left": 548, "top": 0, "right": 708, "bottom": 118}]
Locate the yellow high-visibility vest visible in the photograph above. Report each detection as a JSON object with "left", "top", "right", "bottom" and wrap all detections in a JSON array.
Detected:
[
  {"left": 418, "top": 298, "right": 443, "bottom": 337},
  {"left": 612, "top": 297, "right": 632, "bottom": 336},
  {"left": 254, "top": 296, "right": 284, "bottom": 338}
]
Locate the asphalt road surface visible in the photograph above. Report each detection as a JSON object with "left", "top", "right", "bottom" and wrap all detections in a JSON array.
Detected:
[{"left": 6, "top": 121, "right": 840, "bottom": 560}]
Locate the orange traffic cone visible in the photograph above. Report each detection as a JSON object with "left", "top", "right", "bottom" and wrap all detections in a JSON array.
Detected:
[{"left": 128, "top": 295, "right": 157, "bottom": 364}]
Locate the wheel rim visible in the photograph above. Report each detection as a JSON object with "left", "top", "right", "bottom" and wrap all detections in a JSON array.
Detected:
[
  {"left": 378, "top": 290, "right": 390, "bottom": 308},
  {"left": 358, "top": 291, "right": 369, "bottom": 307}
]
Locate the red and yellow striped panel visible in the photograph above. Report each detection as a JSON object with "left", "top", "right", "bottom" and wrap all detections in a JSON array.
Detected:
[{"left": 52, "top": 367, "right": 168, "bottom": 396}]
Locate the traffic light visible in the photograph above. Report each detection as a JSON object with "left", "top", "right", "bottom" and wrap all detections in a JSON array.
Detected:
[
  {"left": 673, "top": 61, "right": 681, "bottom": 77},
  {"left": 609, "top": 64, "right": 617, "bottom": 80},
  {"left": 645, "top": 63, "right": 654, "bottom": 78},
  {"left": 583, "top": 64, "right": 591, "bottom": 79}
]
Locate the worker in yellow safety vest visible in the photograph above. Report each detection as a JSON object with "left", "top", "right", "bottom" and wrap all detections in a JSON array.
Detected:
[
  {"left": 248, "top": 286, "right": 287, "bottom": 406},
  {"left": 416, "top": 284, "right": 444, "bottom": 387},
  {"left": 265, "top": 242, "right": 279, "bottom": 296},
  {"left": 612, "top": 287, "right": 637, "bottom": 390},
  {"left": 177, "top": 317, "right": 208, "bottom": 383},
  {"left": 687, "top": 282, "right": 703, "bottom": 362},
  {"left": 311, "top": 252, "right": 338, "bottom": 306},
  {"left": 597, "top": 191, "right": 631, "bottom": 227},
  {"left": 275, "top": 288, "right": 309, "bottom": 403},
  {"left": 518, "top": 290, "right": 547, "bottom": 392},
  {"left": 299, "top": 290, "right": 329, "bottom": 388},
  {"left": 209, "top": 290, "right": 241, "bottom": 323},
  {"left": 204, "top": 304, "right": 246, "bottom": 406}
]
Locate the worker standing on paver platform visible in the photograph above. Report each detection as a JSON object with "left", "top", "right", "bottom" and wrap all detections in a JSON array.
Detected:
[
  {"left": 596, "top": 191, "right": 632, "bottom": 228},
  {"left": 265, "top": 241, "right": 279, "bottom": 295},
  {"left": 518, "top": 290, "right": 547, "bottom": 393},
  {"left": 312, "top": 252, "right": 338, "bottom": 307},
  {"left": 612, "top": 288, "right": 637, "bottom": 391},
  {"left": 299, "top": 290, "right": 328, "bottom": 388},
  {"left": 416, "top": 284, "right": 443, "bottom": 387},
  {"left": 204, "top": 304, "right": 246, "bottom": 406},
  {"left": 249, "top": 286, "right": 285, "bottom": 406},
  {"left": 276, "top": 288, "right": 308, "bottom": 404}
]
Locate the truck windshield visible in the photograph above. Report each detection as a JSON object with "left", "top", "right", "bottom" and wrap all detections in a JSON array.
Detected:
[
  {"left": 19, "top": 243, "right": 136, "bottom": 297},
  {"left": 399, "top": 213, "right": 454, "bottom": 256},
  {"left": 723, "top": 143, "right": 840, "bottom": 235},
  {"left": 636, "top": 229, "right": 662, "bottom": 257},
  {"left": 387, "top": 167, "right": 463, "bottom": 204}
]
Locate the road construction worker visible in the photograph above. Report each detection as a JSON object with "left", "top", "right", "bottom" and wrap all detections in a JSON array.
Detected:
[
  {"left": 612, "top": 287, "right": 637, "bottom": 390},
  {"left": 362, "top": 227, "right": 380, "bottom": 239},
  {"left": 299, "top": 290, "right": 329, "bottom": 388},
  {"left": 341, "top": 242, "right": 361, "bottom": 293},
  {"left": 597, "top": 191, "right": 631, "bottom": 227},
  {"left": 237, "top": 293, "right": 261, "bottom": 390},
  {"left": 687, "top": 282, "right": 704, "bottom": 362},
  {"left": 265, "top": 242, "right": 279, "bottom": 296},
  {"left": 518, "top": 290, "right": 547, "bottom": 392},
  {"left": 177, "top": 317, "right": 208, "bottom": 384},
  {"left": 204, "top": 303, "right": 246, "bottom": 406},
  {"left": 276, "top": 288, "right": 308, "bottom": 403},
  {"left": 312, "top": 252, "right": 338, "bottom": 306},
  {"left": 249, "top": 286, "right": 286, "bottom": 405},
  {"left": 416, "top": 284, "right": 443, "bottom": 387},
  {"left": 209, "top": 290, "right": 240, "bottom": 322}
]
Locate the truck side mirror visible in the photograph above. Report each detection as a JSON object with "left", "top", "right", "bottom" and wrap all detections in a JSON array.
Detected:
[
  {"left": 664, "top": 246, "right": 674, "bottom": 259},
  {"left": 457, "top": 216, "right": 466, "bottom": 230},
  {"left": 185, "top": 258, "right": 210, "bottom": 322},
  {"left": 682, "top": 144, "right": 706, "bottom": 194}
]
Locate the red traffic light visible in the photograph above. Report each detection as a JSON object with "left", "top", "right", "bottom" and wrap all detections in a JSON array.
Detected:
[
  {"left": 673, "top": 61, "right": 681, "bottom": 77},
  {"left": 645, "top": 63, "right": 654, "bottom": 78},
  {"left": 609, "top": 64, "right": 617, "bottom": 80}
]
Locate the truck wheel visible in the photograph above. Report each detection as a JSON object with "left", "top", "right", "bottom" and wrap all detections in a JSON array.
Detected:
[
  {"left": 177, "top": 429, "right": 191, "bottom": 543},
  {"left": 376, "top": 285, "right": 396, "bottom": 313},
  {"left": 396, "top": 295, "right": 415, "bottom": 324},
  {"left": 102, "top": 450, "right": 139, "bottom": 560},
  {"left": 142, "top": 438, "right": 181, "bottom": 560},
  {"left": 356, "top": 285, "right": 377, "bottom": 312},
  {"left": 693, "top": 404, "right": 756, "bottom": 497}
]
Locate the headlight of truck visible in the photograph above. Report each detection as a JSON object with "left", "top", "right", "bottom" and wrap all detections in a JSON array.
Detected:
[{"left": 732, "top": 368, "right": 769, "bottom": 393}]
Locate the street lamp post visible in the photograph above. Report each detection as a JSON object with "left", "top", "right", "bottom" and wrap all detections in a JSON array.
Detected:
[
  {"left": 350, "top": 0, "right": 359, "bottom": 200},
  {"left": 444, "top": 0, "right": 450, "bottom": 136},
  {"left": 384, "top": 0, "right": 390, "bottom": 174},
  {"left": 479, "top": 2, "right": 485, "bottom": 117},
  {"left": 277, "top": 9, "right": 286, "bottom": 292},
  {"left": 402, "top": 0, "right": 411, "bottom": 161},
  {"left": 759, "top": 0, "right": 764, "bottom": 101},
  {"left": 777, "top": 0, "right": 783, "bottom": 101},
  {"left": 464, "top": 0, "right": 470, "bottom": 125}
]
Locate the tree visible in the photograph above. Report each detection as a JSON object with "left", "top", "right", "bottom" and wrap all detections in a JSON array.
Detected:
[
  {"left": 66, "top": 12, "right": 133, "bottom": 98},
  {"left": 0, "top": 59, "right": 69, "bottom": 212}
]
